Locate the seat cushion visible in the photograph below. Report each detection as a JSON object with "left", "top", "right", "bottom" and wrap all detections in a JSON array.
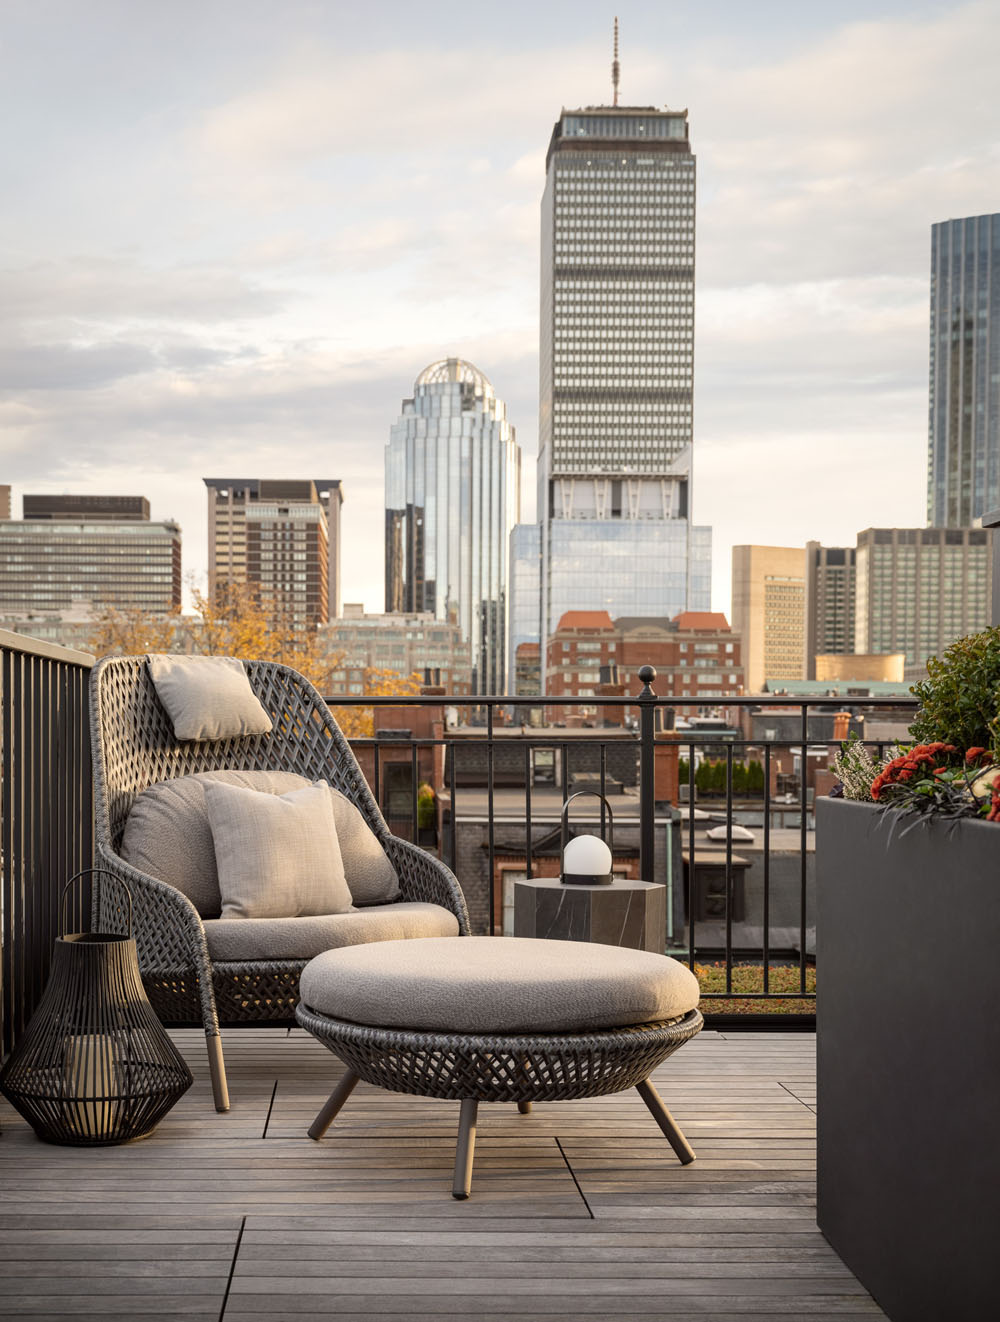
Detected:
[
  {"left": 120, "top": 770, "right": 398, "bottom": 915},
  {"left": 299, "top": 936, "right": 700, "bottom": 1034},
  {"left": 205, "top": 780, "right": 352, "bottom": 920},
  {"left": 203, "top": 902, "right": 460, "bottom": 962},
  {"left": 148, "top": 654, "right": 272, "bottom": 741}
]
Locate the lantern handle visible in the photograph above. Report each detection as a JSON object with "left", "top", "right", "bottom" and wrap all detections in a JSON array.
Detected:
[
  {"left": 59, "top": 869, "right": 133, "bottom": 939},
  {"left": 560, "top": 790, "right": 614, "bottom": 854}
]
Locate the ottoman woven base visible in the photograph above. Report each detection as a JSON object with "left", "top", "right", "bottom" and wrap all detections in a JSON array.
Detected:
[{"left": 295, "top": 937, "right": 704, "bottom": 1198}]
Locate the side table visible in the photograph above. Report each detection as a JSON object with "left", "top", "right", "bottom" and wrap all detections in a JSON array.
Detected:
[{"left": 514, "top": 877, "right": 667, "bottom": 953}]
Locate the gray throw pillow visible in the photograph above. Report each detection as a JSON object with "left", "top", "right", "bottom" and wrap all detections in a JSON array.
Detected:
[
  {"left": 148, "top": 654, "right": 272, "bottom": 742},
  {"left": 204, "top": 780, "right": 352, "bottom": 920}
]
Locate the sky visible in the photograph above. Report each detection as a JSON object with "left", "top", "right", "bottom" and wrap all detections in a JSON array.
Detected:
[{"left": 2, "top": 0, "right": 999, "bottom": 617}]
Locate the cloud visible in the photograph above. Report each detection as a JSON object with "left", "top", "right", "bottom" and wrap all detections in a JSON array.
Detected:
[
  {"left": 3, "top": 0, "right": 999, "bottom": 623},
  {"left": 0, "top": 256, "right": 288, "bottom": 327}
]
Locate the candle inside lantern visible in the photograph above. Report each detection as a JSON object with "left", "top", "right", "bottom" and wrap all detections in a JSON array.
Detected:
[{"left": 63, "top": 1034, "right": 116, "bottom": 1140}]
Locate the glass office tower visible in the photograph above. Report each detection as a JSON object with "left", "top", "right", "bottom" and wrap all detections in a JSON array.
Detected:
[
  {"left": 928, "top": 213, "right": 1000, "bottom": 526},
  {"left": 534, "top": 103, "right": 710, "bottom": 682},
  {"left": 385, "top": 358, "right": 521, "bottom": 694}
]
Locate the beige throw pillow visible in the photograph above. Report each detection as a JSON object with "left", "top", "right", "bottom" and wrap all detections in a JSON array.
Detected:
[
  {"left": 328, "top": 790, "right": 400, "bottom": 905},
  {"left": 204, "top": 780, "right": 352, "bottom": 920},
  {"left": 148, "top": 654, "right": 272, "bottom": 742},
  {"left": 120, "top": 771, "right": 400, "bottom": 916}
]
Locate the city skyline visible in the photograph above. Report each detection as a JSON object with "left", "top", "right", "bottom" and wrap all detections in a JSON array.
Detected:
[{"left": 3, "top": 2, "right": 999, "bottom": 615}]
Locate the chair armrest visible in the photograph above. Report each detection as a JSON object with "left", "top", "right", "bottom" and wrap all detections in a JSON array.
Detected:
[
  {"left": 383, "top": 836, "right": 471, "bottom": 935},
  {"left": 94, "top": 843, "right": 214, "bottom": 977}
]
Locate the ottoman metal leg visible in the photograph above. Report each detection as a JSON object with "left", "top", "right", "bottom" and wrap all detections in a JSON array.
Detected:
[
  {"left": 635, "top": 1078, "right": 696, "bottom": 1165},
  {"left": 308, "top": 1069, "right": 361, "bottom": 1141},
  {"left": 517, "top": 1101, "right": 532, "bottom": 1115},
  {"left": 453, "top": 1099, "right": 478, "bottom": 1200}
]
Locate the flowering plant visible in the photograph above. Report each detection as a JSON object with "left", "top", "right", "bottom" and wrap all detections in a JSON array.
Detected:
[{"left": 868, "top": 742, "right": 1000, "bottom": 823}]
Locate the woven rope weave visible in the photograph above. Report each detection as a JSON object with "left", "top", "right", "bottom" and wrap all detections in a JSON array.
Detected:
[
  {"left": 90, "top": 656, "right": 470, "bottom": 1035},
  {"left": 296, "top": 1005, "right": 704, "bottom": 1103}
]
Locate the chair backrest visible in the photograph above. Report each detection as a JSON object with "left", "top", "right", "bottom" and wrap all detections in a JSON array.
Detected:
[{"left": 90, "top": 656, "right": 388, "bottom": 853}]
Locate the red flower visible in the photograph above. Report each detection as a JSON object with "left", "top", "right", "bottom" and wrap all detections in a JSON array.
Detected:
[{"left": 966, "top": 747, "right": 988, "bottom": 764}]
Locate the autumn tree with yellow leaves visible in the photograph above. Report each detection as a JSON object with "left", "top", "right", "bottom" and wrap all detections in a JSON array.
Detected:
[{"left": 85, "top": 581, "right": 423, "bottom": 735}]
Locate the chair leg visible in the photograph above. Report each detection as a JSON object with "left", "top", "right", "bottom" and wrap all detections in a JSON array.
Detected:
[
  {"left": 206, "top": 1032, "right": 230, "bottom": 1113},
  {"left": 453, "top": 1099, "right": 478, "bottom": 1199},
  {"left": 308, "top": 1070, "right": 360, "bottom": 1140},
  {"left": 517, "top": 1100, "right": 532, "bottom": 1114},
  {"left": 635, "top": 1078, "right": 696, "bottom": 1165}
]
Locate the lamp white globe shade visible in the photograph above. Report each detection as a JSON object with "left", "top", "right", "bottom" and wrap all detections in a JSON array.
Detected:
[{"left": 563, "top": 834, "right": 613, "bottom": 876}]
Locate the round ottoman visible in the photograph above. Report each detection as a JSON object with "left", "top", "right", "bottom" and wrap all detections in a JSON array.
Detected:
[{"left": 296, "top": 936, "right": 703, "bottom": 1198}]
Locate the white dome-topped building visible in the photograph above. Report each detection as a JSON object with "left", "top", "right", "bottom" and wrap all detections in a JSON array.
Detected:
[{"left": 385, "top": 358, "right": 521, "bottom": 693}]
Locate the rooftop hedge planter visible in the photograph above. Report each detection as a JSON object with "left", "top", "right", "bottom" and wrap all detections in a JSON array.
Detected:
[{"left": 817, "top": 798, "right": 1000, "bottom": 1322}]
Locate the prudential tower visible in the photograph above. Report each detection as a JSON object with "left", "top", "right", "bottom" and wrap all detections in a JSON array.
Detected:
[{"left": 517, "top": 40, "right": 711, "bottom": 687}]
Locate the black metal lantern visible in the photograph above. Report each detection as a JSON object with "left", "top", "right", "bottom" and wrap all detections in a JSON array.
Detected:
[
  {"left": 560, "top": 790, "right": 615, "bottom": 885},
  {"left": 0, "top": 871, "right": 193, "bottom": 1145}
]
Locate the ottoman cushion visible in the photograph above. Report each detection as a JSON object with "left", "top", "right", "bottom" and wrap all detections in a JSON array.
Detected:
[{"left": 299, "top": 936, "right": 700, "bottom": 1034}]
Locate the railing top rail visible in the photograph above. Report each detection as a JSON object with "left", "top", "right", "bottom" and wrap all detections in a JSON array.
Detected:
[
  {"left": 0, "top": 627, "right": 95, "bottom": 667},
  {"left": 326, "top": 692, "right": 918, "bottom": 709}
]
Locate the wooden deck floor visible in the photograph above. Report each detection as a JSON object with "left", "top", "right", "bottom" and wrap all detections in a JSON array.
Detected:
[{"left": 0, "top": 1028, "right": 885, "bottom": 1321}]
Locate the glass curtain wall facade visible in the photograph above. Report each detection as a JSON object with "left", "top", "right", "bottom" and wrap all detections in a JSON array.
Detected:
[
  {"left": 928, "top": 213, "right": 1000, "bottom": 526},
  {"left": 536, "top": 105, "right": 709, "bottom": 684},
  {"left": 385, "top": 358, "right": 521, "bottom": 694}
]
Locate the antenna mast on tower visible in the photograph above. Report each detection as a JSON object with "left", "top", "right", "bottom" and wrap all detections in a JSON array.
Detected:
[{"left": 612, "top": 17, "right": 620, "bottom": 106}]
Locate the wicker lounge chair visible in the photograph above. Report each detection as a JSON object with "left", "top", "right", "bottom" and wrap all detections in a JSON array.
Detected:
[{"left": 89, "top": 655, "right": 470, "bottom": 1112}]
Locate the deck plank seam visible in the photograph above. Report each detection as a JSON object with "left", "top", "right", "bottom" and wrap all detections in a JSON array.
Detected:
[
  {"left": 554, "top": 1136, "right": 594, "bottom": 1219},
  {"left": 218, "top": 1215, "right": 247, "bottom": 1322}
]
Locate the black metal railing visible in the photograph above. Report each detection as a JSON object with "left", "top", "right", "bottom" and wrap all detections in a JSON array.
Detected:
[
  {"left": 0, "top": 631, "right": 94, "bottom": 1058},
  {"left": 0, "top": 632, "right": 918, "bottom": 1052},
  {"left": 334, "top": 675, "right": 919, "bottom": 1016}
]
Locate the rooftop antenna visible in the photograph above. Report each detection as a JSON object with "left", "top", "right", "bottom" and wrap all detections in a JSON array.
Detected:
[{"left": 612, "top": 16, "right": 620, "bottom": 106}]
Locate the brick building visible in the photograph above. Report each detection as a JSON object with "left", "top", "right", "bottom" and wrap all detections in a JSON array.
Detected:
[{"left": 544, "top": 610, "right": 744, "bottom": 719}]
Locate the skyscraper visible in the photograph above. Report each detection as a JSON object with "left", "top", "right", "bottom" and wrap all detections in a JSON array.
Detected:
[
  {"left": 204, "top": 478, "right": 342, "bottom": 625},
  {"left": 517, "top": 72, "right": 710, "bottom": 691},
  {"left": 854, "top": 527, "right": 990, "bottom": 679},
  {"left": 0, "top": 494, "right": 181, "bottom": 620},
  {"left": 928, "top": 213, "right": 1000, "bottom": 526},
  {"left": 384, "top": 358, "right": 521, "bottom": 693},
  {"left": 805, "top": 542, "right": 856, "bottom": 678},
  {"left": 731, "top": 546, "right": 806, "bottom": 693}
]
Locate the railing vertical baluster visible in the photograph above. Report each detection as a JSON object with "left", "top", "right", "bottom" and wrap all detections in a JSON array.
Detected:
[
  {"left": 560, "top": 743, "right": 569, "bottom": 854},
  {"left": 725, "top": 742, "right": 734, "bottom": 997},
  {"left": 410, "top": 740, "right": 417, "bottom": 840},
  {"left": 599, "top": 743, "right": 607, "bottom": 841},
  {"left": 637, "top": 665, "right": 656, "bottom": 883},
  {"left": 687, "top": 740, "right": 696, "bottom": 972},
  {"left": 447, "top": 741, "right": 457, "bottom": 876},
  {"left": 524, "top": 742, "right": 533, "bottom": 880},
  {"left": 487, "top": 703, "right": 496, "bottom": 935},
  {"left": 1, "top": 647, "right": 13, "bottom": 1053},
  {"left": 763, "top": 743, "right": 772, "bottom": 997},
  {"left": 800, "top": 703, "right": 809, "bottom": 996}
]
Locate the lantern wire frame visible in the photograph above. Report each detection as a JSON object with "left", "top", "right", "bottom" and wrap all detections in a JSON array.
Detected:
[{"left": 0, "top": 870, "right": 193, "bottom": 1145}]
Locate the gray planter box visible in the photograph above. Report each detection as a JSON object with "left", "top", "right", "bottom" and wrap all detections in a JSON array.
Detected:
[{"left": 817, "top": 798, "right": 1000, "bottom": 1321}]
